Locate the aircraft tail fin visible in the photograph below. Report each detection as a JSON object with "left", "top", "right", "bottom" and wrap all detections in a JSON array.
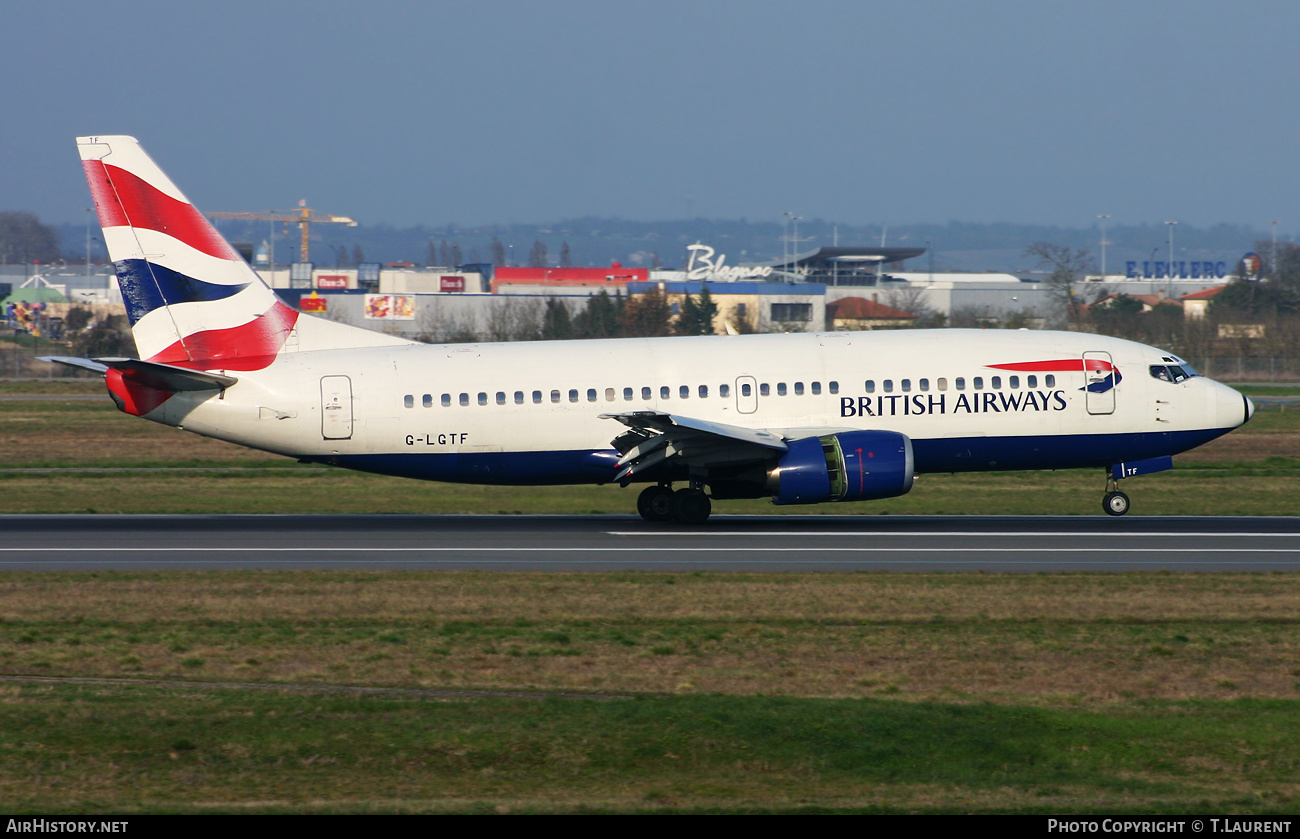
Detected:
[
  {"left": 77, "top": 135, "right": 410, "bottom": 372},
  {"left": 78, "top": 135, "right": 300, "bottom": 371}
]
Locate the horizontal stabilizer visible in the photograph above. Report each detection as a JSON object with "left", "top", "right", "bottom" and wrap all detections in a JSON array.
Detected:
[{"left": 41, "top": 356, "right": 238, "bottom": 391}]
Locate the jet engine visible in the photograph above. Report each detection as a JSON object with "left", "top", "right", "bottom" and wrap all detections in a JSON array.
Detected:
[{"left": 769, "top": 430, "right": 914, "bottom": 505}]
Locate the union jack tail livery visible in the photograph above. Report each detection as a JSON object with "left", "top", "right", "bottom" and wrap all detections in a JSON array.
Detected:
[
  {"left": 56, "top": 136, "right": 408, "bottom": 416},
  {"left": 78, "top": 135, "right": 297, "bottom": 370}
]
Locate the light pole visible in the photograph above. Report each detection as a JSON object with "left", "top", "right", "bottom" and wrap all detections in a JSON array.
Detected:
[
  {"left": 1270, "top": 219, "right": 1280, "bottom": 281},
  {"left": 791, "top": 215, "right": 803, "bottom": 276},
  {"left": 1164, "top": 220, "right": 1178, "bottom": 279},
  {"left": 781, "top": 211, "right": 793, "bottom": 272},
  {"left": 1097, "top": 214, "right": 1110, "bottom": 278}
]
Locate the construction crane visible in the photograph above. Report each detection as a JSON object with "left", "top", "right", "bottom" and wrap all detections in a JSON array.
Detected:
[{"left": 204, "top": 204, "right": 358, "bottom": 264}]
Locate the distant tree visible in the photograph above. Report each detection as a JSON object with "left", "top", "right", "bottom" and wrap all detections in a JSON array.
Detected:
[
  {"left": 1258, "top": 239, "right": 1300, "bottom": 294},
  {"left": 651, "top": 252, "right": 663, "bottom": 269},
  {"left": 490, "top": 237, "right": 506, "bottom": 267},
  {"left": 528, "top": 240, "right": 548, "bottom": 268},
  {"left": 63, "top": 306, "right": 93, "bottom": 332},
  {"left": 432, "top": 240, "right": 444, "bottom": 267},
  {"left": 574, "top": 290, "right": 623, "bottom": 339},
  {"left": 1090, "top": 294, "right": 1145, "bottom": 337},
  {"left": 70, "top": 314, "right": 133, "bottom": 357},
  {"left": 0, "top": 212, "right": 60, "bottom": 264},
  {"left": 560, "top": 241, "right": 572, "bottom": 267},
  {"left": 337, "top": 245, "right": 351, "bottom": 268},
  {"left": 673, "top": 284, "right": 719, "bottom": 335},
  {"left": 541, "top": 297, "right": 574, "bottom": 340},
  {"left": 352, "top": 244, "right": 365, "bottom": 266},
  {"left": 621, "top": 287, "right": 672, "bottom": 337},
  {"left": 1024, "top": 242, "right": 1095, "bottom": 329},
  {"left": 448, "top": 241, "right": 462, "bottom": 267}
]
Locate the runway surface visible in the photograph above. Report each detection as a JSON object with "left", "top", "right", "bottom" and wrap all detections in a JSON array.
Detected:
[{"left": 0, "top": 514, "right": 1298, "bottom": 572}]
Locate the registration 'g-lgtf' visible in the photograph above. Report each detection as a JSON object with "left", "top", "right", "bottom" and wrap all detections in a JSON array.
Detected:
[{"left": 50, "top": 136, "right": 1253, "bottom": 523}]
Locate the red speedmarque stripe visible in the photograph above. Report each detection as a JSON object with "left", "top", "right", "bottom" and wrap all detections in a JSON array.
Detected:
[{"left": 83, "top": 161, "right": 240, "bottom": 262}]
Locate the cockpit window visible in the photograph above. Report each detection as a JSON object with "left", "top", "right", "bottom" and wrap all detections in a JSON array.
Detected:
[{"left": 1150, "top": 364, "right": 1197, "bottom": 383}]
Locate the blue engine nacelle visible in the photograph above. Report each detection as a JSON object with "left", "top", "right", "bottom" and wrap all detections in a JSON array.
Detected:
[{"left": 771, "top": 430, "right": 914, "bottom": 505}]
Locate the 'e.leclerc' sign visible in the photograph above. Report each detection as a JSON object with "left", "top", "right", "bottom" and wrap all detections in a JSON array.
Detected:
[{"left": 1126, "top": 260, "right": 1227, "bottom": 280}]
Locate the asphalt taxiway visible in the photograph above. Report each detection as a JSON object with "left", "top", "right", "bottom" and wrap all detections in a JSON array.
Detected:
[{"left": 0, "top": 514, "right": 1297, "bottom": 572}]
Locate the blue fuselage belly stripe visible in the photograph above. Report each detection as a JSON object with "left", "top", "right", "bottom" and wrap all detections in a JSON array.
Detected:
[
  {"left": 308, "top": 428, "right": 1234, "bottom": 486},
  {"left": 115, "top": 259, "right": 249, "bottom": 324}
]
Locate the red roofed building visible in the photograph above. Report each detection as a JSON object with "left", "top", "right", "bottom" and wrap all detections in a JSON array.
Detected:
[
  {"left": 1179, "top": 284, "right": 1226, "bottom": 320},
  {"left": 492, "top": 264, "right": 648, "bottom": 292},
  {"left": 826, "top": 296, "right": 917, "bottom": 330}
]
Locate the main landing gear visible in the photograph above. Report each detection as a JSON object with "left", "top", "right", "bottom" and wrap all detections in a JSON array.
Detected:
[
  {"left": 1102, "top": 474, "right": 1130, "bottom": 517},
  {"left": 637, "top": 483, "right": 712, "bottom": 524}
]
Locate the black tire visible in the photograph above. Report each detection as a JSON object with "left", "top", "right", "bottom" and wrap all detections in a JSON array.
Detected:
[
  {"left": 672, "top": 488, "right": 712, "bottom": 524},
  {"left": 637, "top": 485, "right": 675, "bottom": 521},
  {"left": 1103, "top": 490, "right": 1130, "bottom": 517}
]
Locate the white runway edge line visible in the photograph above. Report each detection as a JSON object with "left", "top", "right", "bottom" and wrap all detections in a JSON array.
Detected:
[
  {"left": 607, "top": 531, "right": 1300, "bottom": 538},
  {"left": 1, "top": 547, "right": 1299, "bottom": 554}
]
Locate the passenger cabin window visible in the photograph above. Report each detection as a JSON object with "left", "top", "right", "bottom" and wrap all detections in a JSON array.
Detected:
[
  {"left": 606, "top": 388, "right": 616, "bottom": 402},
  {"left": 1027, "top": 375, "right": 1038, "bottom": 388},
  {"left": 679, "top": 385, "right": 690, "bottom": 399},
  {"left": 741, "top": 383, "right": 752, "bottom": 397},
  {"left": 865, "top": 380, "right": 876, "bottom": 393},
  {"left": 587, "top": 388, "right": 597, "bottom": 403},
  {"left": 699, "top": 385, "right": 708, "bottom": 398},
  {"left": 991, "top": 376, "right": 1002, "bottom": 389},
  {"left": 568, "top": 389, "right": 579, "bottom": 403},
  {"left": 973, "top": 377, "right": 984, "bottom": 390},
  {"left": 442, "top": 393, "right": 451, "bottom": 407},
  {"left": 623, "top": 387, "right": 634, "bottom": 401},
  {"left": 760, "top": 383, "right": 770, "bottom": 396},
  {"left": 829, "top": 381, "right": 839, "bottom": 394},
  {"left": 811, "top": 382, "right": 822, "bottom": 395},
  {"left": 1045, "top": 375, "right": 1056, "bottom": 387},
  {"left": 496, "top": 392, "right": 506, "bottom": 405},
  {"left": 955, "top": 378, "right": 965, "bottom": 391},
  {"left": 550, "top": 390, "right": 561, "bottom": 404},
  {"left": 919, "top": 379, "right": 929, "bottom": 392},
  {"left": 720, "top": 384, "right": 731, "bottom": 398},
  {"left": 532, "top": 390, "right": 542, "bottom": 404},
  {"left": 901, "top": 379, "right": 911, "bottom": 392},
  {"left": 937, "top": 378, "right": 948, "bottom": 391},
  {"left": 422, "top": 394, "right": 433, "bottom": 408},
  {"left": 777, "top": 383, "right": 787, "bottom": 396},
  {"left": 460, "top": 393, "right": 470, "bottom": 406},
  {"left": 403, "top": 395, "right": 414, "bottom": 408},
  {"left": 794, "top": 382, "right": 804, "bottom": 395},
  {"left": 514, "top": 391, "right": 524, "bottom": 405},
  {"left": 661, "top": 386, "right": 671, "bottom": 399},
  {"left": 1009, "top": 376, "right": 1019, "bottom": 389},
  {"left": 642, "top": 386, "right": 652, "bottom": 400},
  {"left": 478, "top": 392, "right": 488, "bottom": 406},
  {"left": 884, "top": 380, "right": 894, "bottom": 393}
]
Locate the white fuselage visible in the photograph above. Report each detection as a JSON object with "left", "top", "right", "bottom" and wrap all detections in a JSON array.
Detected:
[{"left": 146, "top": 328, "right": 1249, "bottom": 485}]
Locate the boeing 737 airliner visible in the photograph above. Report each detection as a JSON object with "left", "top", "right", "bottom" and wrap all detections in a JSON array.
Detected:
[{"left": 47, "top": 136, "right": 1253, "bottom": 522}]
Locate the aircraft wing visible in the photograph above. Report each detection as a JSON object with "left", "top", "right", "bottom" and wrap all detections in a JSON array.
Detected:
[{"left": 600, "top": 410, "right": 862, "bottom": 484}]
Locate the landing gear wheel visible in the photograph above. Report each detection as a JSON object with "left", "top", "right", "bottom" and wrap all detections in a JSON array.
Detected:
[
  {"left": 1103, "top": 490, "right": 1130, "bottom": 517},
  {"left": 637, "top": 485, "right": 675, "bottom": 522},
  {"left": 671, "top": 488, "right": 712, "bottom": 524}
]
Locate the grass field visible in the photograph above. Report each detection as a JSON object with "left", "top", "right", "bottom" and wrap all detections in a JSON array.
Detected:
[{"left": 0, "top": 380, "right": 1297, "bottom": 813}]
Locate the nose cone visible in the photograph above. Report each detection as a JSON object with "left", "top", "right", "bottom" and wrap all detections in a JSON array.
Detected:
[{"left": 1216, "top": 382, "right": 1253, "bottom": 428}]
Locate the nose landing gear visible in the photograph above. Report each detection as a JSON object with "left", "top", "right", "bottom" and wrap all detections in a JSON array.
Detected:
[{"left": 1102, "top": 474, "right": 1130, "bottom": 516}]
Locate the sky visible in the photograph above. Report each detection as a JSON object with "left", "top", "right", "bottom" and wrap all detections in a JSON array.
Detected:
[{"left": 4, "top": 0, "right": 1299, "bottom": 235}]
